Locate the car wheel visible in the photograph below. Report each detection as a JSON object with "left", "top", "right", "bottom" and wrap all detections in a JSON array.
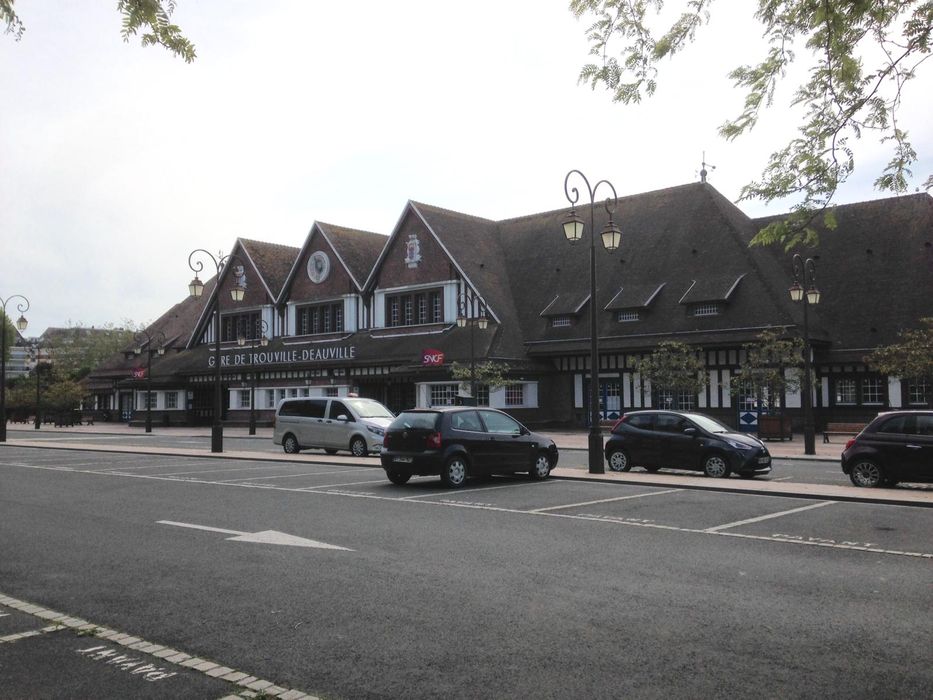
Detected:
[
  {"left": 386, "top": 469, "right": 411, "bottom": 485},
  {"left": 529, "top": 452, "right": 552, "bottom": 480},
  {"left": 324, "top": 448, "right": 338, "bottom": 455},
  {"left": 350, "top": 437, "right": 368, "bottom": 458},
  {"left": 607, "top": 449, "right": 631, "bottom": 472},
  {"left": 849, "top": 459, "right": 884, "bottom": 488},
  {"left": 282, "top": 434, "right": 301, "bottom": 454},
  {"left": 441, "top": 455, "right": 468, "bottom": 488},
  {"left": 703, "top": 454, "right": 731, "bottom": 478}
]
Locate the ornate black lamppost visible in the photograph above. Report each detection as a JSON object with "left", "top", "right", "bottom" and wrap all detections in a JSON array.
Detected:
[
  {"left": 789, "top": 254, "right": 821, "bottom": 455},
  {"left": 562, "top": 170, "right": 622, "bottom": 474},
  {"left": 237, "top": 318, "right": 269, "bottom": 436},
  {"left": 456, "top": 291, "right": 488, "bottom": 403},
  {"left": 134, "top": 328, "right": 166, "bottom": 434},
  {"left": 1, "top": 294, "right": 29, "bottom": 443},
  {"left": 188, "top": 250, "right": 245, "bottom": 453}
]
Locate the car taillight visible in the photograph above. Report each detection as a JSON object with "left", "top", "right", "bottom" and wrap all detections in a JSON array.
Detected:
[
  {"left": 427, "top": 431, "right": 442, "bottom": 449},
  {"left": 844, "top": 437, "right": 857, "bottom": 451}
]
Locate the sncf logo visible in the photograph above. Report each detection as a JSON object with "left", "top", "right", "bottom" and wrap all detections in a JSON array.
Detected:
[{"left": 422, "top": 349, "right": 445, "bottom": 366}]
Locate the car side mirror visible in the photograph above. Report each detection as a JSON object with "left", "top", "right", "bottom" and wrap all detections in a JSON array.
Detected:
[
  {"left": 520, "top": 426, "right": 529, "bottom": 435},
  {"left": 683, "top": 427, "right": 698, "bottom": 437}
]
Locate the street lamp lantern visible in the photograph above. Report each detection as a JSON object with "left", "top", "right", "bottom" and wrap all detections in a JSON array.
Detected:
[
  {"left": 456, "top": 314, "right": 467, "bottom": 328},
  {"left": 562, "top": 208, "right": 585, "bottom": 243},
  {"left": 187, "top": 248, "right": 246, "bottom": 452},
  {"left": 189, "top": 275, "right": 204, "bottom": 298},
  {"left": 790, "top": 253, "right": 821, "bottom": 456},
  {"left": 562, "top": 169, "right": 621, "bottom": 474},
  {"left": 600, "top": 215, "right": 623, "bottom": 252},
  {"left": 1, "top": 293, "right": 31, "bottom": 443},
  {"left": 477, "top": 315, "right": 488, "bottom": 331}
]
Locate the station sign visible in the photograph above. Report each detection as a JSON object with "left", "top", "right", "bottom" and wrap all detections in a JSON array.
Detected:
[{"left": 207, "top": 345, "right": 356, "bottom": 368}]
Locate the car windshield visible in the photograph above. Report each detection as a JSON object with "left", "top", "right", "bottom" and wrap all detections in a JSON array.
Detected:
[
  {"left": 390, "top": 412, "right": 440, "bottom": 430},
  {"left": 345, "top": 398, "right": 394, "bottom": 419},
  {"left": 684, "top": 413, "right": 731, "bottom": 433}
]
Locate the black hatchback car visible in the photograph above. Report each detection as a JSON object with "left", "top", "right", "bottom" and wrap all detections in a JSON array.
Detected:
[
  {"left": 841, "top": 410, "right": 933, "bottom": 487},
  {"left": 380, "top": 407, "right": 559, "bottom": 488},
  {"left": 604, "top": 410, "right": 772, "bottom": 478}
]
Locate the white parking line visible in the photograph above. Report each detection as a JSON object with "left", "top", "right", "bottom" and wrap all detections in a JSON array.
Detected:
[
  {"left": 529, "top": 488, "right": 682, "bottom": 512},
  {"left": 400, "top": 479, "right": 553, "bottom": 499},
  {"left": 218, "top": 467, "right": 380, "bottom": 483},
  {"left": 704, "top": 501, "right": 836, "bottom": 532},
  {"left": 300, "top": 478, "right": 390, "bottom": 489}
]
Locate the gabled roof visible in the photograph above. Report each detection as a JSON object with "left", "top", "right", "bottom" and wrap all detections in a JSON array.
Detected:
[
  {"left": 404, "top": 202, "right": 527, "bottom": 358},
  {"left": 239, "top": 238, "right": 300, "bottom": 300},
  {"left": 278, "top": 222, "right": 387, "bottom": 302}
]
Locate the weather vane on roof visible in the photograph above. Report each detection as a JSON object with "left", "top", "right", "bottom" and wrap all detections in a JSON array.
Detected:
[{"left": 698, "top": 151, "right": 716, "bottom": 183}]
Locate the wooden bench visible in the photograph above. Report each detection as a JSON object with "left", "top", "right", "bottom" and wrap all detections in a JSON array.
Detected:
[{"left": 823, "top": 422, "right": 865, "bottom": 443}]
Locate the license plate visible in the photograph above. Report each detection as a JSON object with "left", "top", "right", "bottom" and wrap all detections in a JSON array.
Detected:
[
  {"left": 393, "top": 456, "right": 413, "bottom": 463},
  {"left": 758, "top": 456, "right": 771, "bottom": 464}
]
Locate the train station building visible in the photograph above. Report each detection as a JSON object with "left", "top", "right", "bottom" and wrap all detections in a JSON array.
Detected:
[{"left": 84, "top": 181, "right": 933, "bottom": 432}]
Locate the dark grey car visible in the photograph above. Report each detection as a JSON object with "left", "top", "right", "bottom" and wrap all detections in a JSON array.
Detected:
[
  {"left": 841, "top": 410, "right": 933, "bottom": 487},
  {"left": 604, "top": 410, "right": 772, "bottom": 478}
]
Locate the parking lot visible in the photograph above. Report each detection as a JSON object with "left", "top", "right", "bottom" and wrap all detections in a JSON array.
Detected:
[{"left": 3, "top": 445, "right": 930, "bottom": 560}]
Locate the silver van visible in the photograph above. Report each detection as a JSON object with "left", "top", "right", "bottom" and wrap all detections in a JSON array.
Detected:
[{"left": 273, "top": 397, "right": 395, "bottom": 457}]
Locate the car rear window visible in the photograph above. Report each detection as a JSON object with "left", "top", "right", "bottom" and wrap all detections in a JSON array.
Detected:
[
  {"left": 390, "top": 412, "right": 440, "bottom": 431},
  {"left": 877, "top": 415, "right": 912, "bottom": 434}
]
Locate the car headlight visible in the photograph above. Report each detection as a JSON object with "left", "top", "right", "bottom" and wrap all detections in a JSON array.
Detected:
[
  {"left": 725, "top": 439, "right": 753, "bottom": 451},
  {"left": 367, "top": 425, "right": 384, "bottom": 436}
]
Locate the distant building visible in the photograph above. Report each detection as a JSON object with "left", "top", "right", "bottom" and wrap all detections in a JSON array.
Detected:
[{"left": 84, "top": 181, "right": 933, "bottom": 431}]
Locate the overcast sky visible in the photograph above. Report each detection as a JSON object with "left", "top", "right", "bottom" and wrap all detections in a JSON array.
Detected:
[{"left": 2, "top": 1, "right": 931, "bottom": 336}]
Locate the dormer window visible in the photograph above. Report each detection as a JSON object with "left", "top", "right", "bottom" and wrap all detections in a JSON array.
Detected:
[
  {"left": 617, "top": 310, "right": 640, "bottom": 322},
  {"left": 692, "top": 303, "right": 721, "bottom": 317},
  {"left": 551, "top": 316, "right": 573, "bottom": 328}
]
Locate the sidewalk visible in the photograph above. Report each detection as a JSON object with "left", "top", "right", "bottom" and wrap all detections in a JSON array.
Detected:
[{"left": 6, "top": 421, "right": 842, "bottom": 460}]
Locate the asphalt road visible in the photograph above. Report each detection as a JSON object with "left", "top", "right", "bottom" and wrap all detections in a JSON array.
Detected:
[
  {"left": 1, "top": 444, "right": 931, "bottom": 699},
  {"left": 4, "top": 428, "right": 861, "bottom": 487}
]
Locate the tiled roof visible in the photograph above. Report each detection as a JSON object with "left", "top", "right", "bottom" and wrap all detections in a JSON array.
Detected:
[
  {"left": 316, "top": 223, "right": 387, "bottom": 290},
  {"left": 605, "top": 282, "right": 665, "bottom": 310},
  {"left": 239, "top": 239, "right": 299, "bottom": 299},
  {"left": 752, "top": 192, "right": 933, "bottom": 353}
]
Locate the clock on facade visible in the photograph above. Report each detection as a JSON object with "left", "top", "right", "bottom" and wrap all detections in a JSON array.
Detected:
[{"left": 307, "top": 251, "right": 331, "bottom": 283}]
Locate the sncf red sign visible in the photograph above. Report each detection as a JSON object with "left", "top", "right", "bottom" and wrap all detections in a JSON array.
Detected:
[
  {"left": 132, "top": 367, "right": 145, "bottom": 379},
  {"left": 422, "top": 349, "right": 445, "bottom": 366}
]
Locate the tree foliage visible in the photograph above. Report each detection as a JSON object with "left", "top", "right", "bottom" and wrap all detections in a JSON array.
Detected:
[
  {"left": 449, "top": 361, "right": 516, "bottom": 391},
  {"left": 2, "top": 0, "right": 195, "bottom": 62},
  {"left": 865, "top": 317, "right": 933, "bottom": 405},
  {"left": 636, "top": 340, "right": 707, "bottom": 397},
  {"left": 731, "top": 328, "right": 804, "bottom": 408},
  {"left": 45, "top": 322, "right": 138, "bottom": 381},
  {"left": 572, "top": 0, "right": 933, "bottom": 249}
]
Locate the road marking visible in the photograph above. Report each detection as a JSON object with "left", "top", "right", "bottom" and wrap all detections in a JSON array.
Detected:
[
  {"left": 704, "top": 501, "right": 836, "bottom": 532},
  {"left": 300, "top": 478, "right": 390, "bottom": 489},
  {"left": 399, "top": 479, "right": 552, "bottom": 499},
  {"left": 217, "top": 467, "right": 380, "bottom": 483},
  {"left": 529, "top": 488, "right": 682, "bottom": 512},
  {"left": 5, "top": 455, "right": 930, "bottom": 559},
  {"left": 156, "top": 520, "right": 353, "bottom": 550}
]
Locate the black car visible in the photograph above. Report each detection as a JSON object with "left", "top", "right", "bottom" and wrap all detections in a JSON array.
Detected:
[
  {"left": 380, "top": 407, "right": 559, "bottom": 488},
  {"left": 841, "top": 410, "right": 933, "bottom": 487},
  {"left": 604, "top": 410, "right": 772, "bottom": 478}
]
